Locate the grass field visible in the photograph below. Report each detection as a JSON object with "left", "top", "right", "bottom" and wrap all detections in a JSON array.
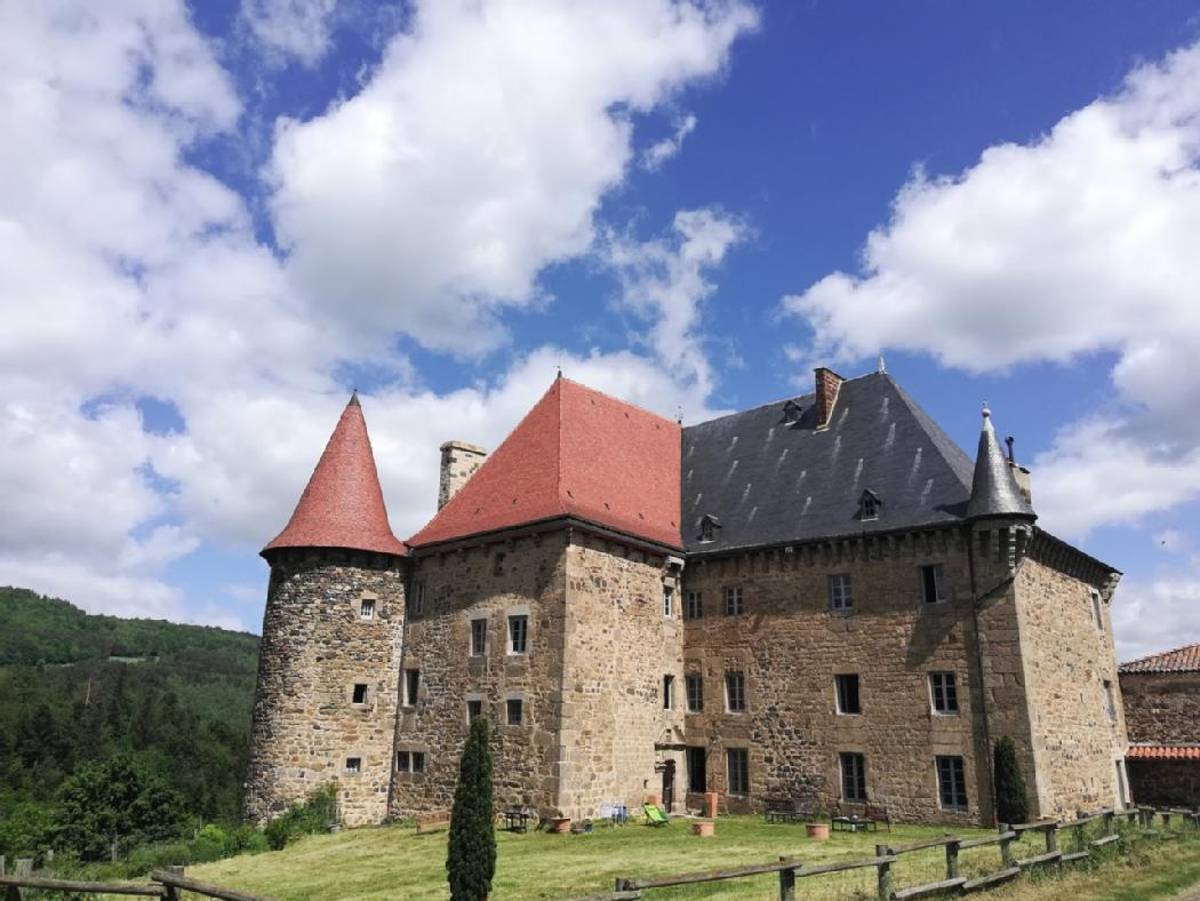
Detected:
[{"left": 185, "top": 816, "right": 1200, "bottom": 900}]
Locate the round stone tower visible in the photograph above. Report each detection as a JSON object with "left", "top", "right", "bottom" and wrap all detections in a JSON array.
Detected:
[{"left": 243, "top": 394, "right": 408, "bottom": 827}]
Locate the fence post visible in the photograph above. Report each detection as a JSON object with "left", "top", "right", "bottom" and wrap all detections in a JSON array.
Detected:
[
  {"left": 5, "top": 883, "right": 24, "bottom": 901},
  {"left": 778, "top": 866, "right": 796, "bottom": 901},
  {"left": 13, "top": 860, "right": 32, "bottom": 877},
  {"left": 0, "top": 854, "right": 5, "bottom": 876},
  {"left": 876, "top": 845, "right": 892, "bottom": 901},
  {"left": 1045, "top": 823, "right": 1058, "bottom": 854},
  {"left": 999, "top": 825, "right": 1015, "bottom": 869},
  {"left": 945, "top": 839, "right": 960, "bottom": 879},
  {"left": 1103, "top": 811, "right": 1115, "bottom": 837}
]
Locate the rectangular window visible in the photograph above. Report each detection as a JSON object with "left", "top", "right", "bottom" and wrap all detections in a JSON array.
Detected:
[
  {"left": 396, "top": 751, "right": 426, "bottom": 774},
  {"left": 470, "top": 618, "right": 487, "bottom": 656},
  {"left": 930, "top": 672, "right": 959, "bottom": 714},
  {"left": 685, "top": 591, "right": 703, "bottom": 620},
  {"left": 687, "top": 746, "right": 707, "bottom": 794},
  {"left": 723, "top": 586, "right": 744, "bottom": 616},
  {"left": 936, "top": 756, "right": 967, "bottom": 810},
  {"left": 663, "top": 586, "right": 674, "bottom": 617},
  {"left": 686, "top": 674, "right": 704, "bottom": 713},
  {"left": 493, "top": 552, "right": 506, "bottom": 576},
  {"left": 404, "top": 669, "right": 420, "bottom": 706},
  {"left": 835, "top": 674, "right": 861, "bottom": 715},
  {"left": 360, "top": 599, "right": 375, "bottom": 619},
  {"left": 412, "top": 581, "right": 425, "bottom": 615},
  {"left": 662, "top": 674, "right": 675, "bottom": 710},
  {"left": 466, "top": 699, "right": 483, "bottom": 722},
  {"left": 1091, "top": 591, "right": 1103, "bottom": 629},
  {"left": 920, "top": 564, "right": 946, "bottom": 604},
  {"left": 352, "top": 683, "right": 368, "bottom": 704},
  {"left": 345, "top": 757, "right": 361, "bottom": 775},
  {"left": 506, "top": 698, "right": 524, "bottom": 726},
  {"left": 1103, "top": 680, "right": 1117, "bottom": 723},
  {"left": 725, "top": 671, "right": 746, "bottom": 713},
  {"left": 828, "top": 573, "right": 853, "bottom": 612},
  {"left": 727, "top": 748, "right": 750, "bottom": 796},
  {"left": 840, "top": 752, "right": 866, "bottom": 802},
  {"left": 508, "top": 614, "right": 529, "bottom": 654}
]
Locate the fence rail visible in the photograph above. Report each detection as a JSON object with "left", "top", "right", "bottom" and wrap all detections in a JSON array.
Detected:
[
  {"left": 0, "top": 862, "right": 272, "bottom": 901},
  {"left": 612, "top": 805, "right": 1200, "bottom": 900}
]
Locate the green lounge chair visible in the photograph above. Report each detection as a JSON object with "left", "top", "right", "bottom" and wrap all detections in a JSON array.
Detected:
[{"left": 643, "top": 803, "right": 669, "bottom": 826}]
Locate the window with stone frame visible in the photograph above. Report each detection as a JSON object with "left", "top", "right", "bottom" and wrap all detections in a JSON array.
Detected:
[
  {"left": 663, "top": 674, "right": 675, "bottom": 710},
  {"left": 936, "top": 755, "right": 967, "bottom": 810},
  {"left": 919, "top": 564, "right": 946, "bottom": 604},
  {"left": 1103, "top": 679, "right": 1118, "bottom": 723},
  {"left": 840, "top": 752, "right": 866, "bottom": 802},
  {"left": 506, "top": 697, "right": 524, "bottom": 726},
  {"left": 726, "top": 747, "right": 750, "bottom": 796},
  {"left": 412, "top": 580, "right": 425, "bottom": 615},
  {"left": 345, "top": 757, "right": 362, "bottom": 775},
  {"left": 725, "top": 671, "right": 746, "bottom": 713},
  {"left": 403, "top": 669, "right": 420, "bottom": 706},
  {"left": 1091, "top": 590, "right": 1103, "bottom": 629},
  {"left": 835, "top": 674, "right": 861, "bottom": 714},
  {"left": 493, "top": 551, "right": 506, "bottom": 576},
  {"left": 929, "top": 672, "right": 959, "bottom": 714},
  {"left": 508, "top": 614, "right": 529, "bottom": 654},
  {"left": 466, "top": 699, "right": 483, "bottom": 723},
  {"left": 685, "top": 590, "right": 703, "bottom": 619},
  {"left": 396, "top": 750, "right": 425, "bottom": 774},
  {"left": 359, "top": 598, "right": 375, "bottom": 620},
  {"left": 351, "top": 683, "right": 368, "bottom": 705},
  {"left": 663, "top": 586, "right": 674, "bottom": 617},
  {"left": 723, "top": 586, "right": 744, "bottom": 616},
  {"left": 686, "top": 673, "right": 704, "bottom": 713},
  {"left": 470, "top": 617, "right": 487, "bottom": 656},
  {"left": 828, "top": 573, "right": 853, "bottom": 612}
]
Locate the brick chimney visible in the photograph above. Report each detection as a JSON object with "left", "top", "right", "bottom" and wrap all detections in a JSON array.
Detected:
[
  {"left": 813, "top": 367, "right": 845, "bottom": 429},
  {"left": 438, "top": 440, "right": 488, "bottom": 510},
  {"left": 1005, "top": 435, "right": 1033, "bottom": 505}
]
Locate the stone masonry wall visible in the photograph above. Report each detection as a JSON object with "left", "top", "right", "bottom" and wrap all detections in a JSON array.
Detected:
[
  {"left": 1128, "top": 759, "right": 1200, "bottom": 808},
  {"left": 438, "top": 441, "right": 487, "bottom": 510},
  {"left": 388, "top": 532, "right": 569, "bottom": 819},
  {"left": 682, "top": 528, "right": 988, "bottom": 827},
  {"left": 1120, "top": 672, "right": 1200, "bottom": 745},
  {"left": 559, "top": 536, "right": 686, "bottom": 819},
  {"left": 1013, "top": 555, "right": 1128, "bottom": 817},
  {"left": 244, "top": 549, "right": 406, "bottom": 827}
]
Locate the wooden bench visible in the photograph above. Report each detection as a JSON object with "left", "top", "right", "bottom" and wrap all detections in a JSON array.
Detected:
[
  {"left": 764, "top": 798, "right": 811, "bottom": 823},
  {"left": 416, "top": 812, "right": 450, "bottom": 834},
  {"left": 831, "top": 802, "right": 891, "bottom": 832}
]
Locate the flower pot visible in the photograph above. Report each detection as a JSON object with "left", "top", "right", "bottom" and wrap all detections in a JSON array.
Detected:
[
  {"left": 705, "top": 791, "right": 720, "bottom": 818},
  {"left": 692, "top": 819, "right": 715, "bottom": 837},
  {"left": 806, "top": 823, "right": 830, "bottom": 840},
  {"left": 552, "top": 817, "right": 572, "bottom": 834}
]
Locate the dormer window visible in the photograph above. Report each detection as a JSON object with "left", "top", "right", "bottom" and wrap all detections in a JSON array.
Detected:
[
  {"left": 782, "top": 399, "right": 803, "bottom": 425},
  {"left": 698, "top": 514, "right": 721, "bottom": 543},
  {"left": 858, "top": 489, "right": 880, "bottom": 521}
]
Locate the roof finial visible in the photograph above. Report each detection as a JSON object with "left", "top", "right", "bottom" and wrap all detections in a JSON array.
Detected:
[
  {"left": 349, "top": 387, "right": 360, "bottom": 407},
  {"left": 877, "top": 353, "right": 886, "bottom": 373},
  {"left": 982, "top": 401, "right": 990, "bottom": 419},
  {"left": 675, "top": 404, "right": 683, "bottom": 425}
]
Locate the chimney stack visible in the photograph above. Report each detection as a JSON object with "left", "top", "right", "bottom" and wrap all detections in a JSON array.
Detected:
[
  {"left": 1005, "top": 435, "right": 1033, "bottom": 505},
  {"left": 438, "top": 440, "right": 487, "bottom": 510},
  {"left": 813, "top": 367, "right": 845, "bottom": 429}
]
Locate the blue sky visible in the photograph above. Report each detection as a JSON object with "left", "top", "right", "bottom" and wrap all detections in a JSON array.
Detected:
[{"left": 3, "top": 1, "right": 1200, "bottom": 660}]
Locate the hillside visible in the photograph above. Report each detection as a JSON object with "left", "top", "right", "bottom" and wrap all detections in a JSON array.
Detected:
[{"left": 0, "top": 587, "right": 260, "bottom": 857}]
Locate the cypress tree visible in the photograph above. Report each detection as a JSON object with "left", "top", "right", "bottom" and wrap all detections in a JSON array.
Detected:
[
  {"left": 993, "top": 736, "right": 1029, "bottom": 825},
  {"left": 447, "top": 716, "right": 496, "bottom": 901}
]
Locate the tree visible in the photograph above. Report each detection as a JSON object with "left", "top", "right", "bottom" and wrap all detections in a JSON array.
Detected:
[
  {"left": 993, "top": 736, "right": 1029, "bottom": 825},
  {"left": 447, "top": 716, "right": 496, "bottom": 901}
]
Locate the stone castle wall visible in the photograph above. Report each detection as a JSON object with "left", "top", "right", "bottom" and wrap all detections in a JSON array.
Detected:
[
  {"left": 1120, "top": 672, "right": 1200, "bottom": 745},
  {"left": 244, "top": 549, "right": 406, "bottom": 827},
  {"left": 682, "top": 528, "right": 987, "bottom": 826},
  {"left": 388, "top": 532, "right": 569, "bottom": 818}
]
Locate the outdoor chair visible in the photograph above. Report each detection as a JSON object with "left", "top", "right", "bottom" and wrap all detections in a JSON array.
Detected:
[{"left": 642, "top": 803, "right": 670, "bottom": 826}]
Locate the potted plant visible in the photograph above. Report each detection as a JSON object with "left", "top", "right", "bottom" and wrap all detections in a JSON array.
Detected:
[{"left": 806, "top": 807, "right": 830, "bottom": 840}]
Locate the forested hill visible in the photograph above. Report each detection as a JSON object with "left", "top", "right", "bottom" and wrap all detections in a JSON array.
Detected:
[{"left": 0, "top": 587, "right": 261, "bottom": 858}]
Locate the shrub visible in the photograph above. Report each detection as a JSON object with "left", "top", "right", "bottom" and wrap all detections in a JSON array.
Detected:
[
  {"left": 447, "top": 716, "right": 496, "bottom": 901},
  {"left": 994, "top": 736, "right": 1029, "bottom": 825},
  {"left": 264, "top": 784, "right": 339, "bottom": 850}
]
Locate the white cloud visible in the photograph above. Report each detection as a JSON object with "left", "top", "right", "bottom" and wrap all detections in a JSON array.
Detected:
[
  {"left": 268, "top": 0, "right": 757, "bottom": 354},
  {"left": 1112, "top": 572, "right": 1200, "bottom": 662},
  {"left": 1155, "top": 529, "right": 1187, "bottom": 553},
  {"left": 242, "top": 0, "right": 339, "bottom": 66},
  {"left": 641, "top": 113, "right": 698, "bottom": 171},
  {"left": 782, "top": 41, "right": 1200, "bottom": 538}
]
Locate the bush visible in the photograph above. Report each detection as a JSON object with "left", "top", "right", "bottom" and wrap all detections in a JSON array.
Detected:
[
  {"left": 264, "top": 784, "right": 339, "bottom": 850},
  {"left": 447, "top": 716, "right": 496, "bottom": 901},
  {"left": 994, "top": 735, "right": 1029, "bottom": 825}
]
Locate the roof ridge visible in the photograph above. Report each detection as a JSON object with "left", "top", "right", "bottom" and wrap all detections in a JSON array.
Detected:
[
  {"left": 689, "top": 371, "right": 897, "bottom": 429},
  {"left": 558, "top": 376, "right": 677, "bottom": 427},
  {"left": 554, "top": 377, "right": 567, "bottom": 517}
]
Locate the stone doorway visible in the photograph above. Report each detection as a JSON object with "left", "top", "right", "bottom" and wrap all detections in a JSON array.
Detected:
[{"left": 661, "top": 759, "right": 676, "bottom": 812}]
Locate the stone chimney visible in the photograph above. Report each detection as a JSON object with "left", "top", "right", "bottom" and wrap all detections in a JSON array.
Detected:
[
  {"left": 813, "top": 367, "right": 845, "bottom": 429},
  {"left": 438, "top": 440, "right": 488, "bottom": 510},
  {"left": 1005, "top": 435, "right": 1033, "bottom": 505}
]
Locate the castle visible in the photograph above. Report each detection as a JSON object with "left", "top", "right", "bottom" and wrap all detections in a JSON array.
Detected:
[{"left": 244, "top": 367, "right": 1129, "bottom": 828}]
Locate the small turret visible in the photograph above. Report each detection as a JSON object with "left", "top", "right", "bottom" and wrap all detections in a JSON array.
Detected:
[{"left": 967, "top": 405, "right": 1035, "bottom": 521}]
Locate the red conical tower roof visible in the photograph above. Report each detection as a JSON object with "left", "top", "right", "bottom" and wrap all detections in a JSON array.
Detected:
[{"left": 262, "top": 394, "right": 407, "bottom": 558}]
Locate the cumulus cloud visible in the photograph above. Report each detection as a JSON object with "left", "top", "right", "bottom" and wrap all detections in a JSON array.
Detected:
[
  {"left": 641, "top": 114, "right": 698, "bottom": 171},
  {"left": 1112, "top": 573, "right": 1200, "bottom": 662},
  {"left": 268, "top": 0, "right": 757, "bottom": 354},
  {"left": 242, "top": 0, "right": 339, "bottom": 66},
  {"left": 782, "top": 41, "right": 1200, "bottom": 538}
]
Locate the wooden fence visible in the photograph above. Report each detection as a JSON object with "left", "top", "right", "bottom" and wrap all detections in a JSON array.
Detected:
[
  {"left": 612, "top": 805, "right": 1199, "bottom": 900},
  {"left": 0, "top": 861, "right": 271, "bottom": 901}
]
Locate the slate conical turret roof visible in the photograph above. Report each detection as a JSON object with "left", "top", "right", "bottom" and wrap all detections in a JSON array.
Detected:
[
  {"left": 262, "top": 394, "right": 407, "bottom": 557},
  {"left": 966, "top": 405, "right": 1035, "bottom": 520}
]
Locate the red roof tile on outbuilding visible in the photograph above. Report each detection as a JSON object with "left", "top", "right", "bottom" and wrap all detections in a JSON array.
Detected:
[
  {"left": 408, "top": 378, "right": 682, "bottom": 550},
  {"left": 263, "top": 395, "right": 407, "bottom": 557},
  {"left": 1126, "top": 745, "right": 1200, "bottom": 760},
  {"left": 1119, "top": 643, "right": 1200, "bottom": 674}
]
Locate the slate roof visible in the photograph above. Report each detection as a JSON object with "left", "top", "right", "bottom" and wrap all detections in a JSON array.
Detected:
[
  {"left": 1119, "top": 643, "right": 1200, "bottom": 674},
  {"left": 408, "top": 377, "right": 682, "bottom": 550},
  {"left": 263, "top": 394, "right": 407, "bottom": 557},
  {"left": 1126, "top": 745, "right": 1200, "bottom": 760},
  {"left": 966, "top": 407, "right": 1035, "bottom": 519},
  {"left": 681, "top": 372, "right": 976, "bottom": 554}
]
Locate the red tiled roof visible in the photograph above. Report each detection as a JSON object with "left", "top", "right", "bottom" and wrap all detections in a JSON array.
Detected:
[
  {"left": 263, "top": 395, "right": 407, "bottom": 557},
  {"left": 408, "top": 378, "right": 682, "bottom": 550},
  {"left": 1127, "top": 745, "right": 1200, "bottom": 760},
  {"left": 1119, "top": 643, "right": 1200, "bottom": 674}
]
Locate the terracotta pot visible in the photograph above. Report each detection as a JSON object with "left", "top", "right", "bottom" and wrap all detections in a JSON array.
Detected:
[
  {"left": 552, "top": 817, "right": 572, "bottom": 834},
  {"left": 692, "top": 820, "right": 715, "bottom": 837},
  {"left": 705, "top": 791, "right": 720, "bottom": 818},
  {"left": 806, "top": 823, "right": 830, "bottom": 840}
]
